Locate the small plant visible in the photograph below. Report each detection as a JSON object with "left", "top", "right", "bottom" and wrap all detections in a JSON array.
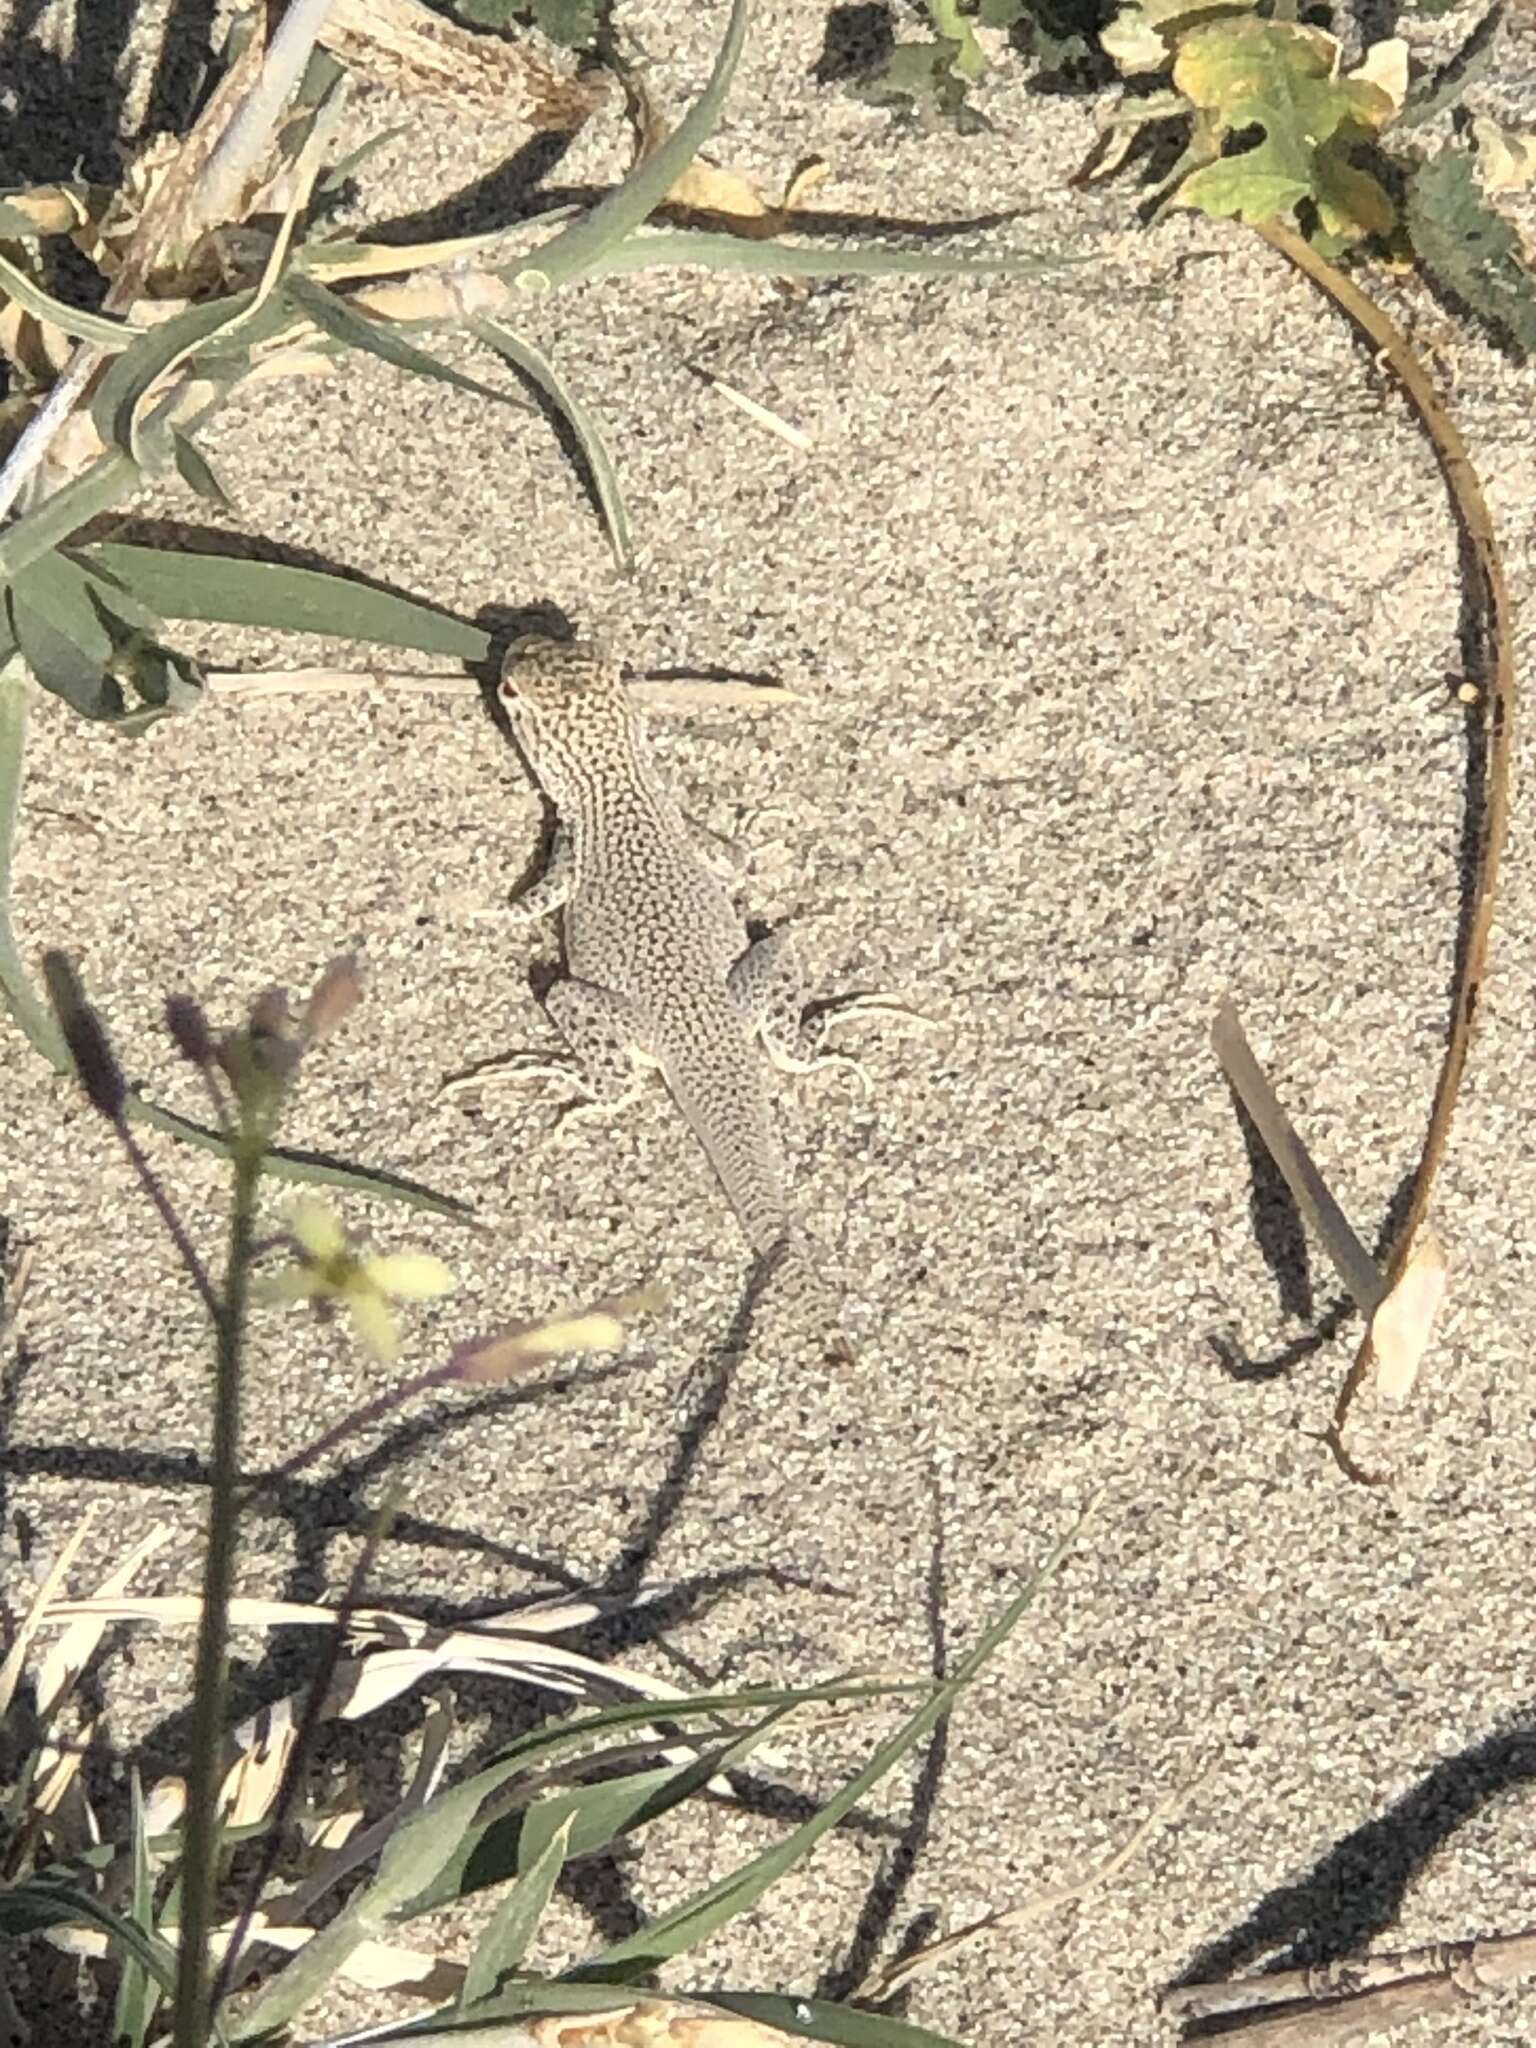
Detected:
[{"left": 0, "top": 951, "right": 1100, "bottom": 2045}]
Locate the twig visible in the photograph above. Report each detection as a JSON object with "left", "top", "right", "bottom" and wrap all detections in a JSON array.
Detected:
[
  {"left": 170, "top": 1118, "right": 265, "bottom": 2048},
  {"left": 1212, "top": 999, "right": 1386, "bottom": 1319},
  {"left": 1163, "top": 1926, "right": 1536, "bottom": 2041},
  {"left": 1258, "top": 224, "right": 1517, "bottom": 1483}
]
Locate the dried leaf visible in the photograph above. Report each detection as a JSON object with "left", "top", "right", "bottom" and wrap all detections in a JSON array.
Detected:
[
  {"left": 1370, "top": 1233, "right": 1448, "bottom": 1401},
  {"left": 453, "top": 1285, "right": 663, "bottom": 1382},
  {"left": 318, "top": 0, "right": 606, "bottom": 128},
  {"left": 1472, "top": 112, "right": 1536, "bottom": 195}
]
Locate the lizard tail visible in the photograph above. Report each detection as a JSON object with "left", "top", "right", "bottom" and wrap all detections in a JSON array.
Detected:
[{"left": 759, "top": 1234, "right": 856, "bottom": 1365}]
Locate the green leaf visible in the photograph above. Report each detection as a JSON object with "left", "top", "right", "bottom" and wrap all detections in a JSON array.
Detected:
[
  {"left": 515, "top": 0, "right": 752, "bottom": 290},
  {"left": 1406, "top": 144, "right": 1536, "bottom": 352},
  {"left": 283, "top": 275, "right": 533, "bottom": 414},
  {"left": 0, "top": 246, "right": 135, "bottom": 348},
  {"left": 111, "top": 1772, "right": 159, "bottom": 2048},
  {"left": 82, "top": 543, "right": 489, "bottom": 662},
  {"left": 471, "top": 317, "right": 631, "bottom": 571},
  {"left": 576, "top": 226, "right": 1089, "bottom": 285},
  {"left": 89, "top": 289, "right": 292, "bottom": 459},
  {"left": 458, "top": 1813, "right": 572, "bottom": 2006},
  {"left": 0, "top": 450, "right": 139, "bottom": 583},
  {"left": 928, "top": 0, "right": 988, "bottom": 78},
  {"left": 0, "top": 660, "right": 471, "bottom": 1215},
  {"left": 859, "top": 40, "right": 988, "bottom": 130},
  {"left": 0, "top": 1877, "right": 179, "bottom": 2003},
  {"left": 531, "top": 0, "right": 603, "bottom": 44},
  {"left": 1172, "top": 18, "right": 1396, "bottom": 239},
  {"left": 411, "top": 1714, "right": 791, "bottom": 1922},
  {"left": 170, "top": 429, "right": 234, "bottom": 509},
  {"left": 702, "top": 1992, "right": 968, "bottom": 2048},
  {"left": 7, "top": 552, "right": 123, "bottom": 723},
  {"left": 315, "top": 123, "right": 413, "bottom": 197},
  {"left": 571, "top": 1505, "right": 1094, "bottom": 1979}
]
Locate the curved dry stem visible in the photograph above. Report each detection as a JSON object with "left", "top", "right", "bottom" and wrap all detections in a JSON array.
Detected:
[{"left": 1258, "top": 224, "right": 1516, "bottom": 1485}]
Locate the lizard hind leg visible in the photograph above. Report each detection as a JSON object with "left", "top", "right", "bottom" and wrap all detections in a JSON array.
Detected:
[
  {"left": 441, "top": 977, "right": 652, "bottom": 1128},
  {"left": 729, "top": 926, "right": 908, "bottom": 1097}
]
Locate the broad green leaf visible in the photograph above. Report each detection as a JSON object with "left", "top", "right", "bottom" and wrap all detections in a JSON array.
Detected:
[
  {"left": 859, "top": 41, "right": 986, "bottom": 130},
  {"left": 0, "top": 246, "right": 135, "bottom": 348},
  {"left": 703, "top": 1992, "right": 967, "bottom": 2047},
  {"left": 283, "top": 275, "right": 533, "bottom": 413},
  {"left": 1406, "top": 144, "right": 1536, "bottom": 352},
  {"left": 929, "top": 0, "right": 987, "bottom": 78},
  {"left": 458, "top": 1814, "right": 572, "bottom": 2007},
  {"left": 471, "top": 317, "right": 631, "bottom": 571},
  {"left": 572, "top": 1505, "right": 1094, "bottom": 1978},
  {"left": 0, "top": 661, "right": 471, "bottom": 1215},
  {"left": 1173, "top": 19, "right": 1396, "bottom": 238},
  {"left": 111, "top": 1772, "right": 158, "bottom": 2048},
  {"left": 82, "top": 543, "right": 489, "bottom": 662},
  {"left": 516, "top": 0, "right": 752, "bottom": 290}
]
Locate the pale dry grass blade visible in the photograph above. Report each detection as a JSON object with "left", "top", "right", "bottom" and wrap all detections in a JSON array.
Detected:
[
  {"left": 33, "top": 1523, "right": 173, "bottom": 1719},
  {"left": 700, "top": 373, "right": 814, "bottom": 451},
  {"left": 206, "top": 668, "right": 477, "bottom": 700},
  {"left": 0, "top": 1504, "right": 98, "bottom": 1720},
  {"left": 1369, "top": 1231, "right": 1449, "bottom": 1401},
  {"left": 859, "top": 1776, "right": 1194, "bottom": 2000}
]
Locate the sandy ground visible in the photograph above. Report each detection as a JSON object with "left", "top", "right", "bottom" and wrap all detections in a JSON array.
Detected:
[{"left": 6, "top": 2, "right": 1536, "bottom": 2043}]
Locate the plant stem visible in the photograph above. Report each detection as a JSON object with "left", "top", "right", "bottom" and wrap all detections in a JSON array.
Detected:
[
  {"left": 171, "top": 1122, "right": 262, "bottom": 2048},
  {"left": 193, "top": 0, "right": 342, "bottom": 233}
]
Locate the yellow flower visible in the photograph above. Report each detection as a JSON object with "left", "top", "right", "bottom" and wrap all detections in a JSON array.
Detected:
[{"left": 260, "top": 1200, "right": 455, "bottom": 1361}]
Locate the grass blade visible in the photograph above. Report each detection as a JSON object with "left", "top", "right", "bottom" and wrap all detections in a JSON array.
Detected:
[
  {"left": 571, "top": 1504, "right": 1096, "bottom": 1978},
  {"left": 89, "top": 291, "right": 262, "bottom": 459},
  {"left": 458, "top": 1814, "right": 572, "bottom": 2008},
  {"left": 470, "top": 317, "right": 630, "bottom": 571},
  {"left": 284, "top": 275, "right": 533, "bottom": 413},
  {"left": 111, "top": 1771, "right": 158, "bottom": 2048},
  {"left": 0, "top": 246, "right": 134, "bottom": 348},
  {"left": 701, "top": 1992, "right": 967, "bottom": 2047},
  {"left": 84, "top": 544, "right": 490, "bottom": 662},
  {"left": 0, "top": 1877, "right": 179, "bottom": 2001},
  {"left": 521, "top": 0, "right": 753, "bottom": 290},
  {"left": 0, "top": 452, "right": 140, "bottom": 582},
  {"left": 576, "top": 227, "right": 1092, "bottom": 285}
]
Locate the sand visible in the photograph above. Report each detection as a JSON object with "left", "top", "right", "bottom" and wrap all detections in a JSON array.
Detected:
[{"left": 5, "top": 2, "right": 1536, "bottom": 2042}]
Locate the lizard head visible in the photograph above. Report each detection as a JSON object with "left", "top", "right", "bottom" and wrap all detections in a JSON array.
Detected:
[{"left": 498, "top": 636, "right": 637, "bottom": 778}]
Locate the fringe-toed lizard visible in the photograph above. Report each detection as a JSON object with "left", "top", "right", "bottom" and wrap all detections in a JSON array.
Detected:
[{"left": 447, "top": 634, "right": 892, "bottom": 1359}]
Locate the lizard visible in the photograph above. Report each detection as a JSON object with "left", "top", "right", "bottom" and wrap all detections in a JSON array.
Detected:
[{"left": 446, "top": 633, "right": 892, "bottom": 1359}]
